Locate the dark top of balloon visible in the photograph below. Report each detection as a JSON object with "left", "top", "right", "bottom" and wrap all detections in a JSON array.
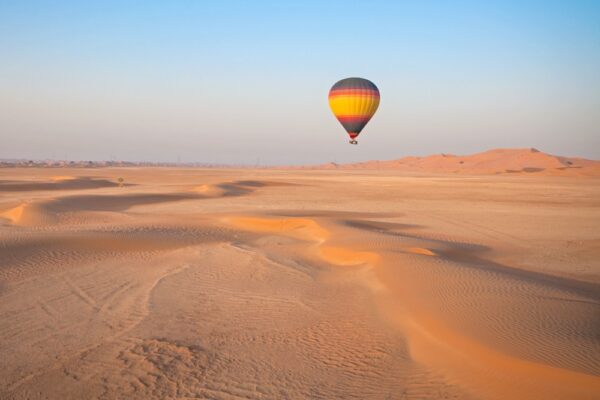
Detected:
[{"left": 330, "top": 77, "right": 379, "bottom": 92}]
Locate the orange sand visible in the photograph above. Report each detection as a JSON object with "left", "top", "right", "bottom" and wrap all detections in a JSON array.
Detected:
[{"left": 0, "top": 167, "right": 598, "bottom": 399}]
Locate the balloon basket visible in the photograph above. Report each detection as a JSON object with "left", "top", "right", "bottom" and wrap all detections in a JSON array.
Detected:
[{"left": 349, "top": 140, "right": 358, "bottom": 145}]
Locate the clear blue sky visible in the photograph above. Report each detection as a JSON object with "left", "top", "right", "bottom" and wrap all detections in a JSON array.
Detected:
[{"left": 1, "top": 1, "right": 599, "bottom": 164}]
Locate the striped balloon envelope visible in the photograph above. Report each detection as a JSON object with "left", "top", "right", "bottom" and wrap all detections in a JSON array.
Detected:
[{"left": 328, "top": 77, "right": 380, "bottom": 144}]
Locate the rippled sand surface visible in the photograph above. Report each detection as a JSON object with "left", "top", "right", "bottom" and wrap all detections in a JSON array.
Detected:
[{"left": 1, "top": 168, "right": 599, "bottom": 399}]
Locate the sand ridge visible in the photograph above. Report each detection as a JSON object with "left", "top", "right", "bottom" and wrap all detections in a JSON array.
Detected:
[
  {"left": 0, "top": 179, "right": 285, "bottom": 227},
  {"left": 226, "top": 216, "right": 381, "bottom": 268},
  {"left": 0, "top": 176, "right": 122, "bottom": 191},
  {"left": 295, "top": 148, "right": 600, "bottom": 176}
]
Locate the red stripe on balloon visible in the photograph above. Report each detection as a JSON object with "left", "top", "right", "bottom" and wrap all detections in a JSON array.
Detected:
[
  {"left": 337, "top": 116, "right": 372, "bottom": 122},
  {"left": 328, "top": 89, "right": 380, "bottom": 98}
]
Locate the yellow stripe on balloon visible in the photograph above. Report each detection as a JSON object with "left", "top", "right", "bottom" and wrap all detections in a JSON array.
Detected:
[{"left": 328, "top": 95, "right": 380, "bottom": 117}]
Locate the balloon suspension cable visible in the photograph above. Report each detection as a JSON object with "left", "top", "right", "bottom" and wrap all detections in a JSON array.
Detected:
[{"left": 349, "top": 140, "right": 358, "bottom": 145}]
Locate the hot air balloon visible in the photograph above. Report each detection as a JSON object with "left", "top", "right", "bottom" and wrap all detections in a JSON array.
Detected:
[{"left": 328, "top": 77, "right": 380, "bottom": 144}]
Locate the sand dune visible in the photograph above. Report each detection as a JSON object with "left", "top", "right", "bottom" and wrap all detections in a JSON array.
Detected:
[
  {"left": 0, "top": 202, "right": 58, "bottom": 226},
  {"left": 0, "top": 179, "right": 283, "bottom": 227},
  {"left": 0, "top": 176, "right": 121, "bottom": 191},
  {"left": 0, "top": 167, "right": 598, "bottom": 399},
  {"left": 191, "top": 180, "right": 290, "bottom": 197},
  {"left": 298, "top": 148, "right": 600, "bottom": 176}
]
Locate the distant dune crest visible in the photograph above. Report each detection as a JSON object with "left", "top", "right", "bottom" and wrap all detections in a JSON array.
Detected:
[{"left": 300, "top": 148, "right": 600, "bottom": 176}]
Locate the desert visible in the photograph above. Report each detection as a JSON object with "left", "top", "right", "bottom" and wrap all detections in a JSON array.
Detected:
[
  {"left": 1, "top": 150, "right": 599, "bottom": 399},
  {"left": 3, "top": 1, "right": 600, "bottom": 398}
]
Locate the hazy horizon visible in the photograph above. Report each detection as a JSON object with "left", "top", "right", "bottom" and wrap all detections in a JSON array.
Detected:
[{"left": 1, "top": 1, "right": 599, "bottom": 165}]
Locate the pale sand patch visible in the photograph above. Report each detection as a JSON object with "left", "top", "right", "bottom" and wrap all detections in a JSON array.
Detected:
[
  {"left": 225, "top": 216, "right": 329, "bottom": 242},
  {"left": 50, "top": 175, "right": 76, "bottom": 181},
  {"left": 319, "top": 245, "right": 380, "bottom": 266},
  {"left": 405, "top": 247, "right": 437, "bottom": 256},
  {"left": 191, "top": 183, "right": 226, "bottom": 197},
  {"left": 0, "top": 203, "right": 26, "bottom": 223}
]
